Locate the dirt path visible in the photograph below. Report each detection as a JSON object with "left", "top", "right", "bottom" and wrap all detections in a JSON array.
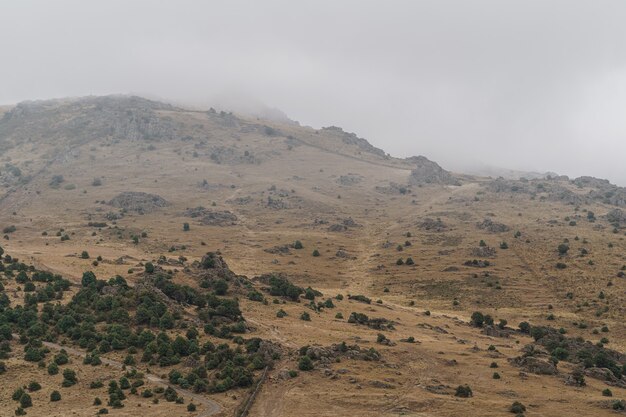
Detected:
[{"left": 15, "top": 334, "right": 222, "bottom": 416}]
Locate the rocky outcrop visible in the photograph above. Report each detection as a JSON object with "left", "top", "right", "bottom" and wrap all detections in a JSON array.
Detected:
[
  {"left": 476, "top": 218, "right": 510, "bottom": 233},
  {"left": 321, "top": 126, "right": 387, "bottom": 157},
  {"left": 419, "top": 217, "right": 447, "bottom": 232},
  {"left": 607, "top": 208, "right": 626, "bottom": 225},
  {"left": 108, "top": 192, "right": 169, "bottom": 213},
  {"left": 510, "top": 356, "right": 557, "bottom": 375},
  {"left": 407, "top": 156, "right": 460, "bottom": 186},
  {"left": 337, "top": 174, "right": 363, "bottom": 186}
]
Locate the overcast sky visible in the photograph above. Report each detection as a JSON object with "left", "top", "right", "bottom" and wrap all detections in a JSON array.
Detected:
[{"left": 2, "top": 1, "right": 626, "bottom": 184}]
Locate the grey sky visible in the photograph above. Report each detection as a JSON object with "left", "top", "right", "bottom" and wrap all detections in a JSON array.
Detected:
[{"left": 2, "top": 1, "right": 626, "bottom": 184}]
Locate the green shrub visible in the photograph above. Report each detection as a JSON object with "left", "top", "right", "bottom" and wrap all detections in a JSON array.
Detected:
[
  {"left": 454, "top": 385, "right": 472, "bottom": 398},
  {"left": 298, "top": 356, "right": 314, "bottom": 371},
  {"left": 510, "top": 401, "right": 526, "bottom": 413}
]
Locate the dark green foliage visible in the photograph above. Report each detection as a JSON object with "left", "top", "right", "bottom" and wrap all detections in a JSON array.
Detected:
[
  {"left": 183, "top": 223, "right": 190, "bottom": 232},
  {"left": 12, "top": 388, "right": 25, "bottom": 401},
  {"left": 312, "top": 249, "right": 320, "bottom": 257},
  {"left": 247, "top": 290, "right": 264, "bottom": 302},
  {"left": 50, "top": 390, "right": 61, "bottom": 401},
  {"left": 19, "top": 393, "right": 32, "bottom": 408},
  {"left": 267, "top": 275, "right": 304, "bottom": 301},
  {"left": 454, "top": 385, "right": 472, "bottom": 398},
  {"left": 557, "top": 243, "right": 569, "bottom": 255},
  {"left": 510, "top": 401, "right": 526, "bottom": 413},
  {"left": 298, "top": 355, "right": 314, "bottom": 371},
  {"left": 294, "top": 240, "right": 303, "bottom": 249},
  {"left": 470, "top": 311, "right": 485, "bottom": 327},
  {"left": 144, "top": 262, "right": 155, "bottom": 274},
  {"left": 300, "top": 312, "right": 311, "bottom": 321},
  {"left": 212, "top": 279, "right": 228, "bottom": 295},
  {"left": 27, "top": 381, "right": 41, "bottom": 392},
  {"left": 518, "top": 321, "right": 531, "bottom": 333},
  {"left": 62, "top": 368, "right": 77, "bottom": 387},
  {"left": 47, "top": 362, "right": 59, "bottom": 375}
]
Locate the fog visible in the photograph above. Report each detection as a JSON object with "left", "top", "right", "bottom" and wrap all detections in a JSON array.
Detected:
[{"left": 2, "top": 1, "right": 626, "bottom": 184}]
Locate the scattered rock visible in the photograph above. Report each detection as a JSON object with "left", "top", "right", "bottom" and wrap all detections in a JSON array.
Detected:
[
  {"left": 108, "top": 191, "right": 169, "bottom": 213},
  {"left": 510, "top": 356, "right": 557, "bottom": 375},
  {"left": 407, "top": 155, "right": 460, "bottom": 186},
  {"left": 476, "top": 218, "right": 510, "bottom": 233}
]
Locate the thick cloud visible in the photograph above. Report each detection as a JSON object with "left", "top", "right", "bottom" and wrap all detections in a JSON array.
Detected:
[{"left": 2, "top": 1, "right": 626, "bottom": 183}]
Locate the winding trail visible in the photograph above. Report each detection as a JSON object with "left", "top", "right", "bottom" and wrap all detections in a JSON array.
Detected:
[{"left": 15, "top": 334, "right": 222, "bottom": 416}]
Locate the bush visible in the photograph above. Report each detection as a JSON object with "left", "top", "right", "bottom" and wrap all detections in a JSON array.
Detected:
[
  {"left": 294, "top": 240, "right": 303, "bottom": 249},
  {"left": 19, "top": 393, "right": 32, "bottom": 408},
  {"left": 62, "top": 368, "right": 77, "bottom": 387},
  {"left": 556, "top": 262, "right": 567, "bottom": 269},
  {"left": 454, "top": 385, "right": 472, "bottom": 398},
  {"left": 500, "top": 242, "right": 508, "bottom": 249},
  {"left": 300, "top": 312, "right": 311, "bottom": 321},
  {"left": 470, "top": 311, "right": 485, "bottom": 327},
  {"left": 2, "top": 226, "right": 16, "bottom": 234},
  {"left": 81, "top": 251, "right": 90, "bottom": 259},
  {"left": 518, "top": 322, "right": 530, "bottom": 333},
  {"left": 27, "top": 381, "right": 41, "bottom": 392},
  {"left": 50, "top": 390, "right": 61, "bottom": 401},
  {"left": 405, "top": 257, "right": 414, "bottom": 265},
  {"left": 603, "top": 388, "right": 613, "bottom": 397},
  {"left": 187, "top": 403, "right": 196, "bottom": 412},
  {"left": 510, "top": 401, "right": 526, "bottom": 413},
  {"left": 298, "top": 356, "right": 314, "bottom": 371},
  {"left": 183, "top": 223, "right": 190, "bottom": 232},
  {"left": 557, "top": 243, "right": 569, "bottom": 255},
  {"left": 144, "top": 262, "right": 155, "bottom": 274},
  {"left": 312, "top": 249, "right": 320, "bottom": 257}
]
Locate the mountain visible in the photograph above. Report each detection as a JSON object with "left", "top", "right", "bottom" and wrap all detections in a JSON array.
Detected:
[{"left": 0, "top": 95, "right": 625, "bottom": 417}]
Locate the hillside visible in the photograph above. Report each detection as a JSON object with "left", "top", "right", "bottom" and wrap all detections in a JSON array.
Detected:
[{"left": 1, "top": 95, "right": 626, "bottom": 416}]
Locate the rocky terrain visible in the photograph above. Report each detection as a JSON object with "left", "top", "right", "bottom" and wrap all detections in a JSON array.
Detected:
[{"left": 1, "top": 95, "right": 626, "bottom": 417}]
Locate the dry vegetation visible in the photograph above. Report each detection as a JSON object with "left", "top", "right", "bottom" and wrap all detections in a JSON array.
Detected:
[{"left": 1, "top": 96, "right": 626, "bottom": 416}]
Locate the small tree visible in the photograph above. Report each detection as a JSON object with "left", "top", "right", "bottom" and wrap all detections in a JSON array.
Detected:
[
  {"left": 454, "top": 385, "right": 472, "bottom": 398},
  {"left": 470, "top": 311, "right": 485, "bottom": 327},
  {"left": 298, "top": 356, "right": 314, "bottom": 371},
  {"left": 183, "top": 223, "right": 190, "bottom": 232},
  {"left": 510, "top": 401, "right": 526, "bottom": 414},
  {"left": 62, "top": 368, "right": 77, "bottom": 387},
  {"left": 312, "top": 249, "right": 320, "bottom": 257},
  {"left": 294, "top": 240, "right": 303, "bottom": 249},
  {"left": 50, "top": 390, "right": 62, "bottom": 402},
  {"left": 20, "top": 393, "right": 32, "bottom": 408},
  {"left": 144, "top": 262, "right": 155, "bottom": 274}
]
